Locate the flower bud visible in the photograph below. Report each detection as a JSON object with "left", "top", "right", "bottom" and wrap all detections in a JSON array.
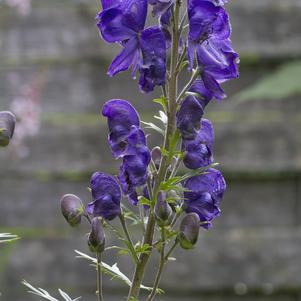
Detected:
[
  {"left": 151, "top": 146, "right": 161, "bottom": 168},
  {"left": 60, "top": 194, "right": 84, "bottom": 227},
  {"left": 178, "top": 213, "right": 200, "bottom": 250},
  {"left": 0, "top": 111, "right": 16, "bottom": 147},
  {"left": 88, "top": 217, "right": 105, "bottom": 253},
  {"left": 154, "top": 192, "right": 172, "bottom": 226}
]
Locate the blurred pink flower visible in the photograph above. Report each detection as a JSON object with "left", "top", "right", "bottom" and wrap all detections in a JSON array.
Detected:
[{"left": 5, "top": 0, "right": 31, "bottom": 16}]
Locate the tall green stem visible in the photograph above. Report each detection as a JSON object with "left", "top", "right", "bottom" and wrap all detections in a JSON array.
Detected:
[
  {"left": 96, "top": 252, "right": 104, "bottom": 301},
  {"left": 126, "top": 2, "right": 181, "bottom": 300}
]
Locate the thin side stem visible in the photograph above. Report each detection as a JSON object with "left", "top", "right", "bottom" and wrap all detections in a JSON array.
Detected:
[
  {"left": 96, "top": 252, "right": 104, "bottom": 301},
  {"left": 176, "top": 67, "right": 201, "bottom": 104},
  {"left": 119, "top": 215, "right": 139, "bottom": 264},
  {"left": 146, "top": 226, "right": 166, "bottom": 301}
]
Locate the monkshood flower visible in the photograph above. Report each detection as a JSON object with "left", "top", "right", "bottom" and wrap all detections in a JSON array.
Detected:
[
  {"left": 97, "top": 0, "right": 166, "bottom": 92},
  {"left": 102, "top": 99, "right": 151, "bottom": 198},
  {"left": 87, "top": 172, "right": 121, "bottom": 220},
  {"left": 102, "top": 99, "right": 140, "bottom": 158},
  {"left": 176, "top": 96, "right": 204, "bottom": 141},
  {"left": 183, "top": 168, "right": 226, "bottom": 229},
  {"left": 182, "top": 118, "right": 214, "bottom": 169},
  {"left": 118, "top": 146, "right": 151, "bottom": 195},
  {"left": 187, "top": 0, "right": 239, "bottom": 99}
]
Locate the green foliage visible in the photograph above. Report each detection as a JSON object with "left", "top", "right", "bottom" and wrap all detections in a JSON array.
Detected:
[
  {"left": 22, "top": 280, "right": 81, "bottom": 301},
  {"left": 153, "top": 96, "right": 168, "bottom": 112},
  {"left": 237, "top": 60, "right": 301, "bottom": 102},
  {"left": 134, "top": 243, "right": 152, "bottom": 256},
  {"left": 75, "top": 250, "right": 163, "bottom": 294},
  {"left": 141, "top": 121, "right": 164, "bottom": 136}
]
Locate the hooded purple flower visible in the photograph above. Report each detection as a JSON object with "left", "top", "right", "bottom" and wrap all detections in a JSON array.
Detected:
[
  {"left": 118, "top": 146, "right": 151, "bottom": 195},
  {"left": 176, "top": 96, "right": 204, "bottom": 141},
  {"left": 102, "top": 99, "right": 140, "bottom": 158},
  {"left": 187, "top": 0, "right": 239, "bottom": 100},
  {"left": 87, "top": 172, "right": 121, "bottom": 220},
  {"left": 148, "top": 0, "right": 173, "bottom": 17},
  {"left": 97, "top": 0, "right": 166, "bottom": 92},
  {"left": 183, "top": 168, "right": 226, "bottom": 229},
  {"left": 183, "top": 119, "right": 214, "bottom": 169}
]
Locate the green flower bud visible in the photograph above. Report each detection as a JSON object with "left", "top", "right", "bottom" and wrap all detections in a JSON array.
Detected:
[
  {"left": 88, "top": 217, "right": 105, "bottom": 253},
  {"left": 0, "top": 111, "right": 16, "bottom": 147},
  {"left": 155, "top": 192, "right": 172, "bottom": 226},
  {"left": 60, "top": 194, "right": 84, "bottom": 227},
  {"left": 178, "top": 213, "right": 200, "bottom": 250}
]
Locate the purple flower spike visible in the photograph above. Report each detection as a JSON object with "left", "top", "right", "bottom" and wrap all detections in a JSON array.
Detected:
[
  {"left": 87, "top": 172, "right": 121, "bottom": 220},
  {"left": 148, "top": 0, "right": 173, "bottom": 17},
  {"left": 176, "top": 96, "right": 204, "bottom": 140},
  {"left": 183, "top": 119, "right": 214, "bottom": 169},
  {"left": 102, "top": 99, "right": 140, "bottom": 158},
  {"left": 183, "top": 168, "right": 226, "bottom": 229}
]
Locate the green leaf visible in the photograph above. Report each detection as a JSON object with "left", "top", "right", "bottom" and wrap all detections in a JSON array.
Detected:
[
  {"left": 75, "top": 250, "right": 163, "bottom": 294},
  {"left": 141, "top": 121, "right": 164, "bottom": 136},
  {"left": 0, "top": 233, "right": 19, "bottom": 244},
  {"left": 236, "top": 60, "right": 301, "bottom": 102},
  {"left": 22, "top": 280, "right": 81, "bottom": 301},
  {"left": 153, "top": 96, "right": 168, "bottom": 112},
  {"left": 134, "top": 243, "right": 152, "bottom": 256},
  {"left": 138, "top": 196, "right": 152, "bottom": 207}
]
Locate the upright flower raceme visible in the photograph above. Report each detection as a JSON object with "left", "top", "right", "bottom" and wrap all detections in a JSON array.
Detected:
[
  {"left": 183, "top": 168, "right": 226, "bottom": 228},
  {"left": 102, "top": 99, "right": 151, "bottom": 202},
  {"left": 97, "top": 0, "right": 167, "bottom": 92}
]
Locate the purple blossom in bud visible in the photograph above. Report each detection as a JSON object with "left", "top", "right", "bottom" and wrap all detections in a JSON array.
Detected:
[
  {"left": 102, "top": 99, "right": 140, "bottom": 158},
  {"left": 183, "top": 119, "right": 214, "bottom": 169},
  {"left": 61, "top": 194, "right": 84, "bottom": 227},
  {"left": 178, "top": 213, "right": 200, "bottom": 249},
  {"left": 88, "top": 217, "right": 106, "bottom": 253},
  {"left": 151, "top": 146, "right": 162, "bottom": 168},
  {"left": 183, "top": 168, "right": 226, "bottom": 229},
  {"left": 178, "top": 212, "right": 200, "bottom": 250},
  {"left": 87, "top": 172, "right": 121, "bottom": 220},
  {"left": 0, "top": 111, "right": 16, "bottom": 147},
  {"left": 96, "top": 0, "right": 166, "bottom": 92},
  {"left": 154, "top": 192, "right": 172, "bottom": 226}
]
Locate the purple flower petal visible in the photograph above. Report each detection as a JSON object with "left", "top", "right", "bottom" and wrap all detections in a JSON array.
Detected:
[
  {"left": 108, "top": 37, "right": 140, "bottom": 76},
  {"left": 138, "top": 26, "right": 167, "bottom": 92},
  {"left": 183, "top": 168, "right": 226, "bottom": 228},
  {"left": 176, "top": 96, "right": 204, "bottom": 140},
  {"left": 183, "top": 119, "right": 214, "bottom": 169}
]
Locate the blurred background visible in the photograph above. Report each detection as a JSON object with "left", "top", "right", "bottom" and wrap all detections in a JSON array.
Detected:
[{"left": 1, "top": 0, "right": 301, "bottom": 300}]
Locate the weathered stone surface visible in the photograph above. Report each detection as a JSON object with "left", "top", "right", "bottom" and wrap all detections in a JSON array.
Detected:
[
  {"left": 0, "top": 0, "right": 301, "bottom": 64},
  {"left": 0, "top": 177, "right": 297, "bottom": 229},
  {"left": 2, "top": 229, "right": 301, "bottom": 300}
]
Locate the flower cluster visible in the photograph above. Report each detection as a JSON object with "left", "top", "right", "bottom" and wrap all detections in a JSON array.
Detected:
[{"left": 96, "top": 0, "right": 167, "bottom": 93}]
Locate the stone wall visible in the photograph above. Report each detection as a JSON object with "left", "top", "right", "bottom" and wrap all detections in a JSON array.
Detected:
[{"left": 0, "top": 1, "right": 301, "bottom": 301}]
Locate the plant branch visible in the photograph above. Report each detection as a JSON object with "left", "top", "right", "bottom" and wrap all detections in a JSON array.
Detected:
[
  {"left": 119, "top": 214, "right": 139, "bottom": 264},
  {"left": 96, "top": 252, "right": 104, "bottom": 301}
]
